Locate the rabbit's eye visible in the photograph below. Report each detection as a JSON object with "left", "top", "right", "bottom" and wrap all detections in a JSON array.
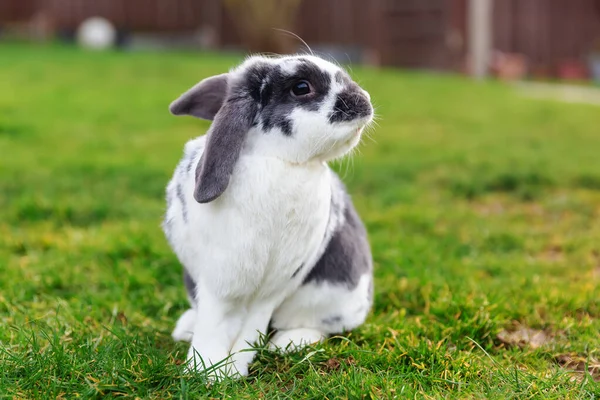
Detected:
[{"left": 291, "top": 80, "right": 312, "bottom": 97}]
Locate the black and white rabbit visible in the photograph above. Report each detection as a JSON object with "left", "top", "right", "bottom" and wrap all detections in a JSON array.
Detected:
[{"left": 163, "top": 54, "right": 374, "bottom": 378}]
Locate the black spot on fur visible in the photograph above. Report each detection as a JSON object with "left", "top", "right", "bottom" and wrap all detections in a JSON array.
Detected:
[
  {"left": 291, "top": 263, "right": 305, "bottom": 279},
  {"left": 335, "top": 71, "right": 344, "bottom": 84},
  {"left": 244, "top": 63, "right": 271, "bottom": 103},
  {"left": 162, "top": 216, "right": 175, "bottom": 246},
  {"left": 186, "top": 149, "right": 198, "bottom": 174},
  {"left": 260, "top": 81, "right": 272, "bottom": 108},
  {"left": 255, "top": 60, "right": 332, "bottom": 136},
  {"left": 176, "top": 183, "right": 187, "bottom": 223},
  {"left": 279, "top": 119, "right": 292, "bottom": 136},
  {"left": 329, "top": 87, "right": 372, "bottom": 123},
  {"left": 183, "top": 269, "right": 197, "bottom": 304},
  {"left": 293, "top": 60, "right": 331, "bottom": 111},
  {"left": 303, "top": 200, "right": 372, "bottom": 288},
  {"left": 321, "top": 315, "right": 342, "bottom": 325}
]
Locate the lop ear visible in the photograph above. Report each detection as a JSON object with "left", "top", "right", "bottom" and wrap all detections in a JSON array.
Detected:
[
  {"left": 193, "top": 97, "right": 257, "bottom": 203},
  {"left": 169, "top": 73, "right": 229, "bottom": 120}
]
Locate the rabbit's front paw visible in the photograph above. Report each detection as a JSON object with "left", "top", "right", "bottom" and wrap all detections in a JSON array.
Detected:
[
  {"left": 184, "top": 347, "right": 248, "bottom": 381},
  {"left": 268, "top": 328, "right": 326, "bottom": 353},
  {"left": 172, "top": 309, "right": 196, "bottom": 342}
]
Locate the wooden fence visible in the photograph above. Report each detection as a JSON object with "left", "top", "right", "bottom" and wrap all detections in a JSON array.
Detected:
[
  {"left": 372, "top": 0, "right": 467, "bottom": 70},
  {"left": 2, "top": 0, "right": 599, "bottom": 75},
  {"left": 0, "top": 0, "right": 207, "bottom": 31},
  {"left": 493, "top": 0, "right": 600, "bottom": 74}
]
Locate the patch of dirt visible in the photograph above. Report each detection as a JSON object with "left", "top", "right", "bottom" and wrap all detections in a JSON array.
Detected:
[
  {"left": 540, "top": 244, "right": 564, "bottom": 263},
  {"left": 496, "top": 323, "right": 552, "bottom": 349},
  {"left": 322, "top": 358, "right": 341, "bottom": 371},
  {"left": 321, "top": 356, "right": 356, "bottom": 372},
  {"left": 556, "top": 353, "right": 600, "bottom": 382}
]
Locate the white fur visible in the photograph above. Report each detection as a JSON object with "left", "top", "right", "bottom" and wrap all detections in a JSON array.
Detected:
[
  {"left": 271, "top": 274, "right": 372, "bottom": 335},
  {"left": 269, "top": 328, "right": 326, "bottom": 352},
  {"left": 164, "top": 55, "right": 373, "bottom": 379},
  {"left": 172, "top": 309, "right": 195, "bottom": 342},
  {"left": 166, "top": 136, "right": 334, "bottom": 378}
]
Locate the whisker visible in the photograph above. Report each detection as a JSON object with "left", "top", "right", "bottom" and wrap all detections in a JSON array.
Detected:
[
  {"left": 363, "top": 125, "right": 378, "bottom": 144},
  {"left": 273, "top": 28, "right": 314, "bottom": 56},
  {"left": 339, "top": 97, "right": 350, "bottom": 110},
  {"left": 340, "top": 147, "right": 352, "bottom": 179},
  {"left": 363, "top": 132, "right": 377, "bottom": 144},
  {"left": 334, "top": 106, "right": 352, "bottom": 117},
  {"left": 256, "top": 52, "right": 283, "bottom": 58}
]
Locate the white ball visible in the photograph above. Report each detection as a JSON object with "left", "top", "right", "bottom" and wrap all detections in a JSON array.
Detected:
[{"left": 76, "top": 17, "right": 116, "bottom": 50}]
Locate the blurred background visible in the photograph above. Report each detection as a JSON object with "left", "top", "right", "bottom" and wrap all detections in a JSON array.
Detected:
[
  {"left": 2, "top": 0, "right": 600, "bottom": 82},
  {"left": 2, "top": 1, "right": 600, "bottom": 396}
]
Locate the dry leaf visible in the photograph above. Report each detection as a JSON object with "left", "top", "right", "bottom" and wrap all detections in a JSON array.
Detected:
[
  {"left": 323, "top": 358, "right": 341, "bottom": 371},
  {"left": 497, "top": 324, "right": 551, "bottom": 349},
  {"left": 556, "top": 353, "right": 600, "bottom": 382},
  {"left": 116, "top": 311, "right": 128, "bottom": 326}
]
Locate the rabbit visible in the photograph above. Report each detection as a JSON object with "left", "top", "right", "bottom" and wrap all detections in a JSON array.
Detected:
[{"left": 162, "top": 54, "right": 375, "bottom": 379}]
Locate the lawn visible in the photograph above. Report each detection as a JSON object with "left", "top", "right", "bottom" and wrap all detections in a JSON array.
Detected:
[{"left": 1, "top": 43, "right": 599, "bottom": 399}]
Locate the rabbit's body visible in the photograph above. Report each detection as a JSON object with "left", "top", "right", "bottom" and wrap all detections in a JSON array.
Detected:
[
  {"left": 165, "top": 135, "right": 331, "bottom": 301},
  {"left": 163, "top": 54, "right": 375, "bottom": 378}
]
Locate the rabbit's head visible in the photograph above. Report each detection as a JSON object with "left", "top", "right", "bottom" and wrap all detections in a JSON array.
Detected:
[{"left": 170, "top": 54, "right": 373, "bottom": 203}]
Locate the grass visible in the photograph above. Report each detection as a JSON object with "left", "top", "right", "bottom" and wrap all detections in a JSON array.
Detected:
[{"left": 1, "top": 43, "right": 599, "bottom": 399}]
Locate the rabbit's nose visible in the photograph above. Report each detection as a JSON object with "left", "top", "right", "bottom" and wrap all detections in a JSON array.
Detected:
[{"left": 329, "top": 90, "right": 373, "bottom": 123}]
